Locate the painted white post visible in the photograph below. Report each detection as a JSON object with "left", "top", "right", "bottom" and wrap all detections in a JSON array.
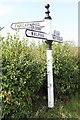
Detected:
[
  {"left": 46, "top": 42, "right": 54, "bottom": 108},
  {"left": 44, "top": 4, "right": 54, "bottom": 108}
]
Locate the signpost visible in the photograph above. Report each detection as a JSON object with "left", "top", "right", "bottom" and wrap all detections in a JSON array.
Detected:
[
  {"left": 44, "top": 4, "right": 54, "bottom": 108},
  {"left": 25, "top": 29, "right": 47, "bottom": 39},
  {"left": 25, "top": 29, "right": 63, "bottom": 42},
  {"left": 52, "top": 30, "right": 63, "bottom": 43},
  {"left": 11, "top": 3, "right": 63, "bottom": 108},
  {"left": 11, "top": 21, "right": 45, "bottom": 31}
]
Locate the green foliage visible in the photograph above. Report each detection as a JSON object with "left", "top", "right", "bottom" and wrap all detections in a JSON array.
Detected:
[
  {"left": 0, "top": 34, "right": 2, "bottom": 120},
  {"left": 1, "top": 33, "right": 46, "bottom": 119},
  {"left": 52, "top": 43, "right": 78, "bottom": 99},
  {"left": 31, "top": 95, "right": 79, "bottom": 119},
  {"left": 1, "top": 32, "right": 79, "bottom": 119}
]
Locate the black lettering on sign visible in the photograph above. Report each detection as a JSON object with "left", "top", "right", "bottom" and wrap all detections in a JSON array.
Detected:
[{"left": 31, "top": 32, "right": 33, "bottom": 35}]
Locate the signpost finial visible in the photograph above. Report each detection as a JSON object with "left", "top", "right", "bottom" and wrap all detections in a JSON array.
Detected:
[{"left": 44, "top": 4, "right": 52, "bottom": 20}]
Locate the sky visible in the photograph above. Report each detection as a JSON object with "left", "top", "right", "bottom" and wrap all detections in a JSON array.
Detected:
[{"left": 0, "top": 0, "right": 79, "bottom": 46}]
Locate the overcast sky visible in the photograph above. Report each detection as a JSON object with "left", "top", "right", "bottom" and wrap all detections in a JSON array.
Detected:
[{"left": 0, "top": 0, "right": 79, "bottom": 46}]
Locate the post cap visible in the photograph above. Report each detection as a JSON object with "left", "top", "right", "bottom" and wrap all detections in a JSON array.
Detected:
[
  {"left": 45, "top": 4, "right": 50, "bottom": 9},
  {"left": 44, "top": 4, "right": 52, "bottom": 20}
]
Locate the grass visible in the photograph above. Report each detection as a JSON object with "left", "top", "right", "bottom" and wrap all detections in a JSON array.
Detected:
[{"left": 30, "top": 94, "right": 80, "bottom": 119}]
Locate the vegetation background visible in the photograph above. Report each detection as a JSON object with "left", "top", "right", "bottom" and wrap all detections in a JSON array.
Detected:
[{"left": 0, "top": 32, "right": 79, "bottom": 119}]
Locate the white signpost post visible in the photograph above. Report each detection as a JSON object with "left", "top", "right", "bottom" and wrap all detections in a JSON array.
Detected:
[
  {"left": 11, "top": 3, "right": 63, "bottom": 108},
  {"left": 43, "top": 4, "right": 54, "bottom": 108}
]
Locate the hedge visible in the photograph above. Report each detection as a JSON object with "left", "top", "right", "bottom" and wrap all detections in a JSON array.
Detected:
[
  {"left": 52, "top": 43, "right": 78, "bottom": 99},
  {"left": 1, "top": 33, "right": 46, "bottom": 119},
  {"left": 1, "top": 33, "right": 79, "bottom": 119}
]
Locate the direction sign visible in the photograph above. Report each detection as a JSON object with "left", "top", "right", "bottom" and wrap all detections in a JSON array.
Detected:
[
  {"left": 25, "top": 29, "right": 47, "bottom": 39},
  {"left": 52, "top": 34, "right": 63, "bottom": 43},
  {"left": 25, "top": 29, "right": 63, "bottom": 42},
  {"left": 53, "top": 30, "right": 60, "bottom": 36},
  {"left": 52, "top": 30, "right": 63, "bottom": 43},
  {"left": 11, "top": 20, "right": 45, "bottom": 31}
]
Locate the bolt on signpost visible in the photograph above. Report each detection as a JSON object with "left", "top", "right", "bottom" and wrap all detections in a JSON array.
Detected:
[{"left": 11, "top": 3, "right": 63, "bottom": 108}]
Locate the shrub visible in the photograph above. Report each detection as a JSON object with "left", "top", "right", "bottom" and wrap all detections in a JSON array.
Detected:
[
  {"left": 1, "top": 32, "right": 79, "bottom": 118},
  {"left": 52, "top": 43, "right": 78, "bottom": 99},
  {"left": 2, "top": 33, "right": 46, "bottom": 119}
]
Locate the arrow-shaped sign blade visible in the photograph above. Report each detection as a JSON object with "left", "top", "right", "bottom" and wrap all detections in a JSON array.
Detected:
[
  {"left": 52, "top": 35, "right": 63, "bottom": 43},
  {"left": 11, "top": 20, "right": 45, "bottom": 31},
  {"left": 25, "top": 29, "right": 47, "bottom": 39}
]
